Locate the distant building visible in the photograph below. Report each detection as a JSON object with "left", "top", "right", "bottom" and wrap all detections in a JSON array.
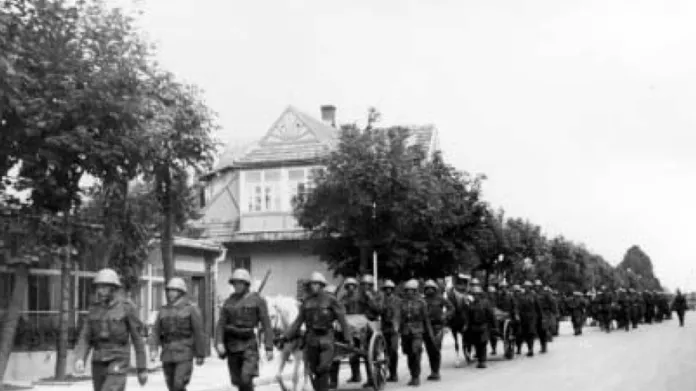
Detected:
[{"left": 194, "top": 105, "right": 439, "bottom": 297}]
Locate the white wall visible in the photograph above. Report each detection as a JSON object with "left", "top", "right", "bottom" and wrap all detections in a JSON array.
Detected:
[{"left": 217, "top": 244, "right": 335, "bottom": 299}]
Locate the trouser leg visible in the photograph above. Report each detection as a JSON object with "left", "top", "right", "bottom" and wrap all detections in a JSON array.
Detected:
[{"left": 91, "top": 362, "right": 108, "bottom": 391}]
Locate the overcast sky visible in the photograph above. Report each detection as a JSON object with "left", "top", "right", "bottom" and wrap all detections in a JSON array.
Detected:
[{"left": 120, "top": 0, "right": 696, "bottom": 291}]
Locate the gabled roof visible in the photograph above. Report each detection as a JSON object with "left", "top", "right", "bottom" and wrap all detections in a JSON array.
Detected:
[{"left": 235, "top": 106, "right": 337, "bottom": 166}]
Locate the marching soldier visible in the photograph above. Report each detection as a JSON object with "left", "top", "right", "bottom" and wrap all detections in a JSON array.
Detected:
[
  {"left": 445, "top": 273, "right": 472, "bottom": 367},
  {"left": 672, "top": 289, "right": 688, "bottom": 327},
  {"left": 338, "top": 276, "right": 381, "bottom": 386},
  {"left": 423, "top": 279, "right": 453, "bottom": 380},
  {"left": 465, "top": 284, "right": 497, "bottom": 368},
  {"left": 628, "top": 289, "right": 641, "bottom": 329},
  {"left": 380, "top": 280, "right": 401, "bottom": 382},
  {"left": 567, "top": 292, "right": 586, "bottom": 336},
  {"left": 149, "top": 277, "right": 207, "bottom": 391},
  {"left": 598, "top": 287, "right": 614, "bottom": 332},
  {"left": 285, "top": 272, "right": 351, "bottom": 391},
  {"left": 215, "top": 269, "right": 274, "bottom": 391},
  {"left": 399, "top": 279, "right": 434, "bottom": 386},
  {"left": 534, "top": 282, "right": 553, "bottom": 351},
  {"left": 493, "top": 281, "right": 518, "bottom": 356},
  {"left": 643, "top": 290, "right": 655, "bottom": 324},
  {"left": 486, "top": 286, "right": 499, "bottom": 355},
  {"left": 616, "top": 288, "right": 630, "bottom": 331},
  {"left": 74, "top": 268, "right": 148, "bottom": 391},
  {"left": 516, "top": 281, "right": 540, "bottom": 357}
]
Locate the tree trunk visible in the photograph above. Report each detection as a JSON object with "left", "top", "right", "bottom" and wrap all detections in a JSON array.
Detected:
[
  {"left": 161, "top": 166, "right": 175, "bottom": 283},
  {"left": 0, "top": 262, "right": 29, "bottom": 390},
  {"left": 54, "top": 212, "right": 71, "bottom": 380}
]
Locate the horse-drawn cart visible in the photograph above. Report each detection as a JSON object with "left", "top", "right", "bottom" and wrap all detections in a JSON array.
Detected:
[{"left": 332, "top": 314, "right": 389, "bottom": 391}]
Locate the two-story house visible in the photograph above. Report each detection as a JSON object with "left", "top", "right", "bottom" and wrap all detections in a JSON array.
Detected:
[{"left": 194, "top": 105, "right": 439, "bottom": 297}]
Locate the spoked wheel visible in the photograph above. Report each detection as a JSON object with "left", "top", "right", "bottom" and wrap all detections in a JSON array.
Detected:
[
  {"left": 367, "top": 332, "right": 389, "bottom": 391},
  {"left": 503, "top": 320, "right": 515, "bottom": 359}
]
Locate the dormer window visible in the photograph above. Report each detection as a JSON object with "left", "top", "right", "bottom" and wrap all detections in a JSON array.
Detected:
[{"left": 246, "top": 169, "right": 282, "bottom": 212}]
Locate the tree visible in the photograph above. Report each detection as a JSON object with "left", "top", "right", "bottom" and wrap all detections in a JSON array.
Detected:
[
  {"left": 0, "top": 0, "right": 216, "bottom": 379},
  {"left": 295, "top": 114, "right": 487, "bottom": 281},
  {"left": 618, "top": 245, "right": 662, "bottom": 290}
]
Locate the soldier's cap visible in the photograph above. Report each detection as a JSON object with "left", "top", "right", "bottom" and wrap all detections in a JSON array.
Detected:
[
  {"left": 523, "top": 280, "right": 533, "bottom": 287},
  {"left": 499, "top": 280, "right": 508, "bottom": 287},
  {"left": 470, "top": 278, "right": 481, "bottom": 285},
  {"left": 344, "top": 277, "right": 358, "bottom": 286},
  {"left": 512, "top": 284, "right": 522, "bottom": 291},
  {"left": 471, "top": 285, "right": 483, "bottom": 293},
  {"left": 404, "top": 279, "right": 419, "bottom": 290},
  {"left": 487, "top": 286, "right": 496, "bottom": 293},
  {"left": 361, "top": 274, "right": 374, "bottom": 284},
  {"left": 543, "top": 286, "right": 551, "bottom": 292},
  {"left": 534, "top": 279, "right": 543, "bottom": 286}
]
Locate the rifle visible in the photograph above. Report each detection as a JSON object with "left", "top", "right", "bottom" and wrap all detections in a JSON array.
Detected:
[{"left": 257, "top": 269, "right": 272, "bottom": 294}]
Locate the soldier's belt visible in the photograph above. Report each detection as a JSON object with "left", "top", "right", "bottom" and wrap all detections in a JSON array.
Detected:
[{"left": 224, "top": 326, "right": 255, "bottom": 338}]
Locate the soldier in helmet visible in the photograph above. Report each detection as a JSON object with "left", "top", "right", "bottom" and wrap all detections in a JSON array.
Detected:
[
  {"left": 486, "top": 286, "right": 499, "bottom": 356},
  {"left": 494, "top": 280, "right": 518, "bottom": 355},
  {"left": 465, "top": 283, "right": 497, "bottom": 368},
  {"left": 380, "top": 280, "right": 401, "bottom": 382},
  {"left": 516, "top": 281, "right": 540, "bottom": 356},
  {"left": 287, "top": 272, "right": 351, "bottom": 391},
  {"left": 423, "top": 279, "right": 453, "bottom": 381},
  {"left": 338, "top": 275, "right": 382, "bottom": 386},
  {"left": 149, "top": 277, "right": 207, "bottom": 391},
  {"left": 534, "top": 281, "right": 553, "bottom": 349},
  {"left": 215, "top": 269, "right": 274, "bottom": 391},
  {"left": 566, "top": 292, "right": 586, "bottom": 336},
  {"left": 74, "top": 268, "right": 147, "bottom": 391},
  {"left": 399, "top": 279, "right": 434, "bottom": 386}
]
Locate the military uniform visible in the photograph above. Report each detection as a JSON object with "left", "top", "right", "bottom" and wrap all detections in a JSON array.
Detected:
[
  {"left": 216, "top": 291, "right": 273, "bottom": 391},
  {"left": 536, "top": 289, "right": 555, "bottom": 350},
  {"left": 150, "top": 295, "right": 207, "bottom": 391},
  {"left": 287, "top": 284, "right": 350, "bottom": 391},
  {"left": 672, "top": 293, "right": 688, "bottom": 327},
  {"left": 423, "top": 282, "right": 452, "bottom": 379},
  {"left": 598, "top": 291, "right": 614, "bottom": 332},
  {"left": 566, "top": 293, "right": 586, "bottom": 335},
  {"left": 465, "top": 291, "right": 497, "bottom": 368},
  {"left": 399, "top": 286, "right": 433, "bottom": 385},
  {"left": 615, "top": 290, "right": 631, "bottom": 331},
  {"left": 516, "top": 286, "right": 539, "bottom": 356},
  {"left": 643, "top": 291, "right": 654, "bottom": 324},
  {"left": 74, "top": 296, "right": 147, "bottom": 391},
  {"left": 339, "top": 279, "right": 382, "bottom": 384},
  {"left": 380, "top": 281, "right": 401, "bottom": 382}
]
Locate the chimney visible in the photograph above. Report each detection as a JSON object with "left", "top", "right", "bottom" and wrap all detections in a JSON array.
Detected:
[{"left": 320, "top": 105, "right": 336, "bottom": 127}]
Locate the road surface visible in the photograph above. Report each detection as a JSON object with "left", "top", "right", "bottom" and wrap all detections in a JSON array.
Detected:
[
  {"left": 256, "top": 316, "right": 695, "bottom": 391},
  {"left": 35, "top": 316, "right": 694, "bottom": 391}
]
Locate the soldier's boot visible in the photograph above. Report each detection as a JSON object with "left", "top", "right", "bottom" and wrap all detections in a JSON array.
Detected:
[
  {"left": 347, "top": 357, "right": 361, "bottom": 383},
  {"left": 515, "top": 341, "right": 522, "bottom": 355},
  {"left": 407, "top": 378, "right": 420, "bottom": 387},
  {"left": 525, "top": 339, "right": 534, "bottom": 357},
  {"left": 540, "top": 340, "right": 547, "bottom": 354},
  {"left": 329, "top": 362, "right": 339, "bottom": 389}
]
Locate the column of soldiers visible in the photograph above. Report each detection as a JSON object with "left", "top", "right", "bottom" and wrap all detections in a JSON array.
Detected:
[{"left": 73, "top": 268, "right": 686, "bottom": 391}]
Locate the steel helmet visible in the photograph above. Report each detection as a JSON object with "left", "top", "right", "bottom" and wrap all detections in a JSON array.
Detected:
[
  {"left": 499, "top": 280, "right": 508, "bottom": 287},
  {"left": 471, "top": 285, "right": 483, "bottom": 293},
  {"left": 361, "top": 275, "right": 374, "bottom": 285},
  {"left": 166, "top": 277, "right": 188, "bottom": 293},
  {"left": 404, "top": 279, "right": 418, "bottom": 290},
  {"left": 344, "top": 277, "right": 358, "bottom": 287},
  {"left": 488, "top": 286, "right": 496, "bottom": 293},
  {"left": 456, "top": 273, "right": 471, "bottom": 282},
  {"left": 94, "top": 268, "right": 121, "bottom": 287},
  {"left": 534, "top": 279, "right": 542, "bottom": 286},
  {"left": 470, "top": 278, "right": 480, "bottom": 285},
  {"left": 382, "top": 280, "right": 396, "bottom": 289},
  {"left": 424, "top": 280, "right": 438, "bottom": 290},
  {"left": 512, "top": 284, "right": 521, "bottom": 291},
  {"left": 309, "top": 271, "right": 327, "bottom": 286},
  {"left": 586, "top": 292, "right": 592, "bottom": 297},
  {"left": 523, "top": 280, "right": 533, "bottom": 287},
  {"left": 229, "top": 268, "right": 251, "bottom": 284},
  {"left": 325, "top": 285, "right": 337, "bottom": 294}
]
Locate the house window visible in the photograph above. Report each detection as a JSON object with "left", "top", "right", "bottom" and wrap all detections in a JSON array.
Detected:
[
  {"left": 289, "top": 167, "right": 322, "bottom": 206},
  {"left": 246, "top": 170, "right": 282, "bottom": 212},
  {"left": 233, "top": 256, "right": 251, "bottom": 271}
]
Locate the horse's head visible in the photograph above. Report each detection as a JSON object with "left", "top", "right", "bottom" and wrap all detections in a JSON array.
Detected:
[{"left": 266, "top": 295, "right": 300, "bottom": 348}]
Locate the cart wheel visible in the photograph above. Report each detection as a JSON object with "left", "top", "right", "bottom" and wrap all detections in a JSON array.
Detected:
[{"left": 367, "top": 332, "right": 388, "bottom": 391}]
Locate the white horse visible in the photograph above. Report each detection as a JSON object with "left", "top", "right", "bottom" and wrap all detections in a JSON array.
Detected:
[{"left": 266, "top": 295, "right": 310, "bottom": 391}]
